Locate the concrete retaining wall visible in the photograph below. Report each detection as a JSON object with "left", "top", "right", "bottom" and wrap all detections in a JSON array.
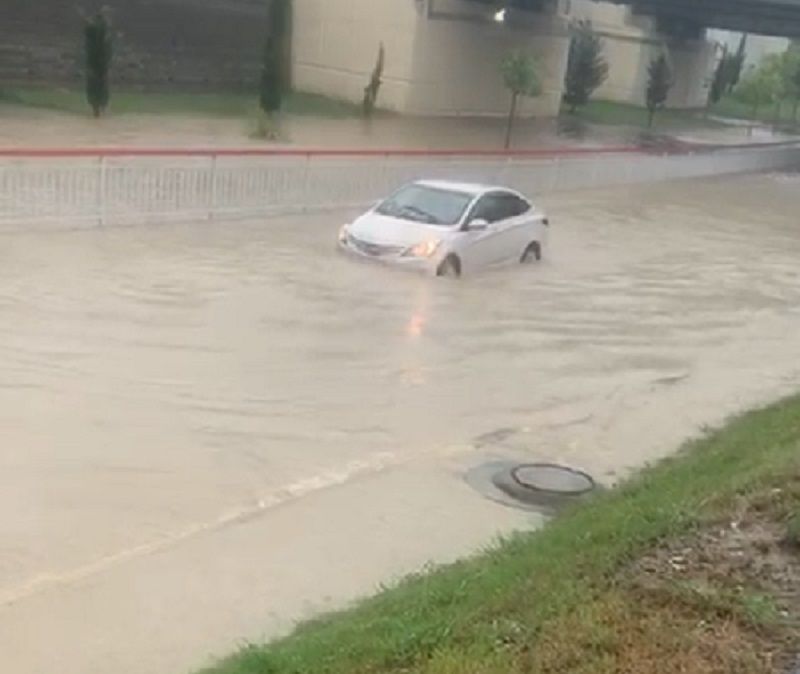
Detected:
[{"left": 0, "top": 0, "right": 267, "bottom": 90}]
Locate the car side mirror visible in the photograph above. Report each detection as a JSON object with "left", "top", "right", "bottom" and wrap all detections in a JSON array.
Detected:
[{"left": 468, "top": 218, "right": 489, "bottom": 232}]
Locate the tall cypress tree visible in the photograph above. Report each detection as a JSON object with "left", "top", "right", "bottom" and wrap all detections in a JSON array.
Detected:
[
  {"left": 646, "top": 54, "right": 673, "bottom": 127},
  {"left": 707, "top": 45, "right": 729, "bottom": 112},
  {"left": 727, "top": 33, "right": 748, "bottom": 93},
  {"left": 84, "top": 12, "right": 112, "bottom": 118},
  {"left": 260, "top": 0, "right": 290, "bottom": 117},
  {"left": 563, "top": 21, "right": 609, "bottom": 114}
]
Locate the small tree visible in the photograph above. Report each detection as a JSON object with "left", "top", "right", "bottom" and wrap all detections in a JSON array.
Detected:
[
  {"left": 646, "top": 53, "right": 672, "bottom": 127},
  {"left": 563, "top": 21, "right": 609, "bottom": 113},
  {"left": 735, "top": 66, "right": 779, "bottom": 120},
  {"left": 772, "top": 47, "right": 800, "bottom": 123},
  {"left": 362, "top": 43, "right": 385, "bottom": 118},
  {"left": 501, "top": 51, "right": 541, "bottom": 149},
  {"left": 84, "top": 12, "right": 112, "bottom": 118},
  {"left": 765, "top": 54, "right": 789, "bottom": 123},
  {"left": 789, "top": 51, "right": 800, "bottom": 122}
]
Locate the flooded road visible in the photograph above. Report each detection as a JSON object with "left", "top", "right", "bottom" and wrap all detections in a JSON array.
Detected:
[{"left": 1, "top": 173, "right": 800, "bottom": 674}]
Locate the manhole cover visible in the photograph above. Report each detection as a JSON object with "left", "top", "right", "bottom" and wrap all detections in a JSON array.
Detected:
[
  {"left": 511, "top": 463, "right": 595, "bottom": 496},
  {"left": 465, "top": 460, "right": 599, "bottom": 513}
]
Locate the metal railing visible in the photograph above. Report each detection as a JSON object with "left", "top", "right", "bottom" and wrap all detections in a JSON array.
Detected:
[{"left": 0, "top": 143, "right": 797, "bottom": 229}]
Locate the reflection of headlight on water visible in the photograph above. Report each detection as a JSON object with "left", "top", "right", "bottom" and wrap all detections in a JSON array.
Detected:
[
  {"left": 405, "top": 275, "right": 432, "bottom": 340},
  {"left": 407, "top": 313, "right": 425, "bottom": 338},
  {"left": 405, "top": 240, "right": 440, "bottom": 258}
]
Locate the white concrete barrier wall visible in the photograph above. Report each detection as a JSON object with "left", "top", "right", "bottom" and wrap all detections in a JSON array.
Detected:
[{"left": 0, "top": 145, "right": 798, "bottom": 230}]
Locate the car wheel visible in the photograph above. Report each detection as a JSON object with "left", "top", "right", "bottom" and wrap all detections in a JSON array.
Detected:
[
  {"left": 521, "top": 242, "right": 541, "bottom": 263},
  {"left": 437, "top": 255, "right": 461, "bottom": 278}
]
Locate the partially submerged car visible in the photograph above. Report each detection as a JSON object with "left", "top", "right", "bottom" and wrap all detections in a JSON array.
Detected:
[{"left": 338, "top": 180, "right": 549, "bottom": 277}]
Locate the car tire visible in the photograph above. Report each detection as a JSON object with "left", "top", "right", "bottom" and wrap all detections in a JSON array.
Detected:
[
  {"left": 436, "top": 255, "right": 461, "bottom": 278},
  {"left": 521, "top": 242, "right": 541, "bottom": 263}
]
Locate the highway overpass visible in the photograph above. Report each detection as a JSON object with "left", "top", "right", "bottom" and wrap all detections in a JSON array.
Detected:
[
  {"left": 480, "top": 0, "right": 800, "bottom": 37},
  {"left": 614, "top": 0, "right": 800, "bottom": 37}
]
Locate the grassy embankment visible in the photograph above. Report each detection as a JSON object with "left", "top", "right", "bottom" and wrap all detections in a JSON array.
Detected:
[
  {"left": 0, "top": 87, "right": 360, "bottom": 119},
  {"left": 570, "top": 98, "right": 800, "bottom": 130},
  {"left": 199, "top": 395, "right": 800, "bottom": 674}
]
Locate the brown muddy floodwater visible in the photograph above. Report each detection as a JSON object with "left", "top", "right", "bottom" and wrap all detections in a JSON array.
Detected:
[{"left": 1, "top": 173, "right": 799, "bottom": 674}]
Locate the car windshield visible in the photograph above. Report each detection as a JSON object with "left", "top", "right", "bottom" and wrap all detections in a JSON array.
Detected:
[{"left": 376, "top": 184, "right": 473, "bottom": 226}]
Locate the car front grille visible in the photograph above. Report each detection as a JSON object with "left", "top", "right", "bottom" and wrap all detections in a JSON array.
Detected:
[{"left": 349, "top": 235, "right": 405, "bottom": 257}]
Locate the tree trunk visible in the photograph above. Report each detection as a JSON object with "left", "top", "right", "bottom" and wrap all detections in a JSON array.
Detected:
[
  {"left": 504, "top": 92, "right": 518, "bottom": 150},
  {"left": 647, "top": 107, "right": 655, "bottom": 128},
  {"left": 793, "top": 96, "right": 799, "bottom": 123}
]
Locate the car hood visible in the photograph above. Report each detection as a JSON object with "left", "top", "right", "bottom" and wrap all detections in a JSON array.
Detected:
[{"left": 348, "top": 212, "right": 454, "bottom": 247}]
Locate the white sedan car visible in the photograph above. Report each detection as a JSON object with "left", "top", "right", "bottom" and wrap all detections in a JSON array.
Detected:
[{"left": 338, "top": 180, "right": 549, "bottom": 277}]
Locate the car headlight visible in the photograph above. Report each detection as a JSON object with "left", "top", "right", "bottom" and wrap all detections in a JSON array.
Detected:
[{"left": 404, "top": 239, "right": 441, "bottom": 258}]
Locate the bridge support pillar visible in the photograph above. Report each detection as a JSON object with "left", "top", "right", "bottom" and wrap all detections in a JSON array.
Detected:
[{"left": 666, "top": 39, "right": 716, "bottom": 109}]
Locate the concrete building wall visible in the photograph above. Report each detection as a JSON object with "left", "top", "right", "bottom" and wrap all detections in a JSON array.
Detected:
[
  {"left": 291, "top": 0, "right": 714, "bottom": 116},
  {"left": 2, "top": 0, "right": 718, "bottom": 115},
  {"left": 565, "top": 0, "right": 715, "bottom": 109},
  {"left": 291, "top": 0, "right": 419, "bottom": 113},
  {"left": 0, "top": 0, "right": 267, "bottom": 89},
  {"left": 405, "top": 8, "right": 569, "bottom": 116},
  {"left": 590, "top": 36, "right": 714, "bottom": 108},
  {"left": 292, "top": 0, "right": 570, "bottom": 117},
  {"left": 566, "top": 0, "right": 654, "bottom": 105}
]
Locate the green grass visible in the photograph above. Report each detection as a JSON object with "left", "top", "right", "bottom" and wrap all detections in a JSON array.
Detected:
[
  {"left": 565, "top": 97, "right": 800, "bottom": 131},
  {"left": 713, "top": 95, "right": 800, "bottom": 127},
  {"left": 562, "top": 99, "right": 725, "bottom": 131},
  {"left": 198, "top": 394, "right": 800, "bottom": 674},
  {"left": 0, "top": 87, "right": 361, "bottom": 119}
]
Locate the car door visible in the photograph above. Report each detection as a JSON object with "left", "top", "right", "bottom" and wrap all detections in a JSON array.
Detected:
[
  {"left": 458, "top": 192, "right": 509, "bottom": 270},
  {"left": 494, "top": 193, "right": 540, "bottom": 262}
]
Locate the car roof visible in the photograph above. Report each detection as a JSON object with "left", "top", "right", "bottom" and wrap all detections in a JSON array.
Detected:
[{"left": 414, "top": 179, "right": 520, "bottom": 198}]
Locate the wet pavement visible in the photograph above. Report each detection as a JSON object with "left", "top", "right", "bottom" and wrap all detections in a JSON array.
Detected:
[
  {"left": 1, "top": 104, "right": 795, "bottom": 151},
  {"left": 1, "top": 173, "right": 799, "bottom": 673}
]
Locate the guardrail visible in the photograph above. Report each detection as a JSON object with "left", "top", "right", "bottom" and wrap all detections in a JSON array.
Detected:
[{"left": 0, "top": 143, "right": 797, "bottom": 229}]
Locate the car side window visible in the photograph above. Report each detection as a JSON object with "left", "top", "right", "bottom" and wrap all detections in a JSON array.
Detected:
[
  {"left": 469, "top": 194, "right": 506, "bottom": 224},
  {"left": 501, "top": 194, "right": 531, "bottom": 218}
]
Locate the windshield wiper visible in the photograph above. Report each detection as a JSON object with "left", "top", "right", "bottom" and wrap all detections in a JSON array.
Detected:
[{"left": 399, "top": 205, "right": 440, "bottom": 224}]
